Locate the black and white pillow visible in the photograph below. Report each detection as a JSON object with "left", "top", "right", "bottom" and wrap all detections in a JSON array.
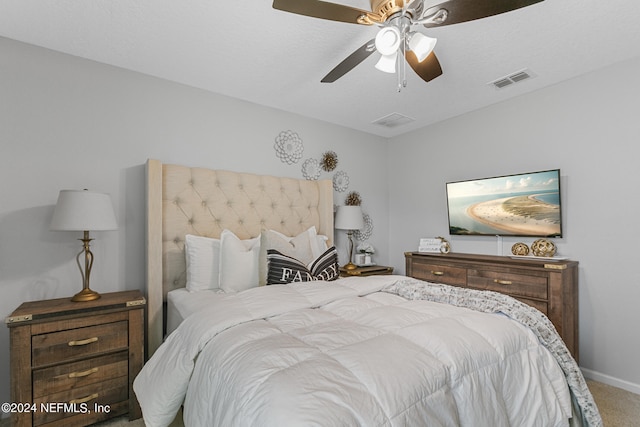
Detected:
[{"left": 267, "top": 246, "right": 339, "bottom": 285}]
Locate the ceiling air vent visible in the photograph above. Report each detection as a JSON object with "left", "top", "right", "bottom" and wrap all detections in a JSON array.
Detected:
[
  {"left": 372, "top": 112, "right": 415, "bottom": 128},
  {"left": 489, "top": 69, "right": 536, "bottom": 90}
]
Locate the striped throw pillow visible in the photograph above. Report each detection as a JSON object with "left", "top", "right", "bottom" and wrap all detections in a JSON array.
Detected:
[{"left": 266, "top": 246, "right": 339, "bottom": 285}]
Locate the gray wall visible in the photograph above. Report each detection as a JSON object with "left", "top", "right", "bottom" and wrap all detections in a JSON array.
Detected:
[
  {"left": 1, "top": 36, "right": 639, "bottom": 410},
  {"left": 388, "top": 55, "right": 640, "bottom": 393},
  {"left": 0, "top": 38, "right": 389, "bottom": 407}
]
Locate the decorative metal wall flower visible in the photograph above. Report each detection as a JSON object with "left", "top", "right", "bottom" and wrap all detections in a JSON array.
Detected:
[
  {"left": 301, "top": 158, "right": 321, "bottom": 180},
  {"left": 345, "top": 191, "right": 362, "bottom": 206},
  {"left": 274, "top": 130, "right": 304, "bottom": 164},
  {"left": 332, "top": 170, "right": 349, "bottom": 192},
  {"left": 354, "top": 213, "right": 373, "bottom": 241},
  {"left": 321, "top": 151, "right": 338, "bottom": 172}
]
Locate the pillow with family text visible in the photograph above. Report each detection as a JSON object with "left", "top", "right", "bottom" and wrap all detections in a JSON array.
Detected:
[{"left": 266, "top": 246, "right": 339, "bottom": 285}]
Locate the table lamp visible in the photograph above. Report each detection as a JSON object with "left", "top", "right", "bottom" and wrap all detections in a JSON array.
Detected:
[
  {"left": 50, "top": 189, "right": 118, "bottom": 302},
  {"left": 335, "top": 206, "right": 364, "bottom": 271}
]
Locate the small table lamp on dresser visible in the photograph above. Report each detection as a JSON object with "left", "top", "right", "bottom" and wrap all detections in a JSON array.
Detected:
[
  {"left": 335, "top": 205, "right": 364, "bottom": 271},
  {"left": 50, "top": 189, "right": 118, "bottom": 302}
]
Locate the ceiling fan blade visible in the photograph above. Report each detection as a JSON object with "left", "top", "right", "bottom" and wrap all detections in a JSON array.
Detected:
[
  {"left": 405, "top": 50, "right": 443, "bottom": 83},
  {"left": 273, "top": 0, "right": 372, "bottom": 25},
  {"left": 321, "top": 39, "right": 376, "bottom": 83},
  {"left": 422, "top": 0, "right": 544, "bottom": 28}
]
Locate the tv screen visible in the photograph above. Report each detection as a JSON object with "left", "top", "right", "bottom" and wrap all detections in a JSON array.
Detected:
[{"left": 446, "top": 169, "right": 562, "bottom": 237}]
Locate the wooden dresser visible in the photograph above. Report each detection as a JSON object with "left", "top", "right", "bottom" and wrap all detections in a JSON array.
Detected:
[
  {"left": 6, "top": 290, "right": 145, "bottom": 427},
  {"left": 405, "top": 252, "right": 579, "bottom": 362}
]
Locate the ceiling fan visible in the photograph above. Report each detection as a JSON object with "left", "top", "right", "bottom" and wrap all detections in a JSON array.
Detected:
[{"left": 272, "top": 0, "right": 544, "bottom": 89}]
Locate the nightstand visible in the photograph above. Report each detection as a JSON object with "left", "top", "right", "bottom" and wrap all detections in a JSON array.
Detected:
[
  {"left": 6, "top": 290, "right": 145, "bottom": 427},
  {"left": 340, "top": 265, "right": 394, "bottom": 277}
]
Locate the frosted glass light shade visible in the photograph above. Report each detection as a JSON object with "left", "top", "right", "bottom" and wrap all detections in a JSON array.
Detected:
[
  {"left": 408, "top": 32, "right": 437, "bottom": 62},
  {"left": 375, "top": 52, "right": 398, "bottom": 73},
  {"left": 51, "top": 190, "right": 118, "bottom": 231},
  {"left": 335, "top": 206, "right": 364, "bottom": 231},
  {"left": 375, "top": 26, "right": 401, "bottom": 56}
]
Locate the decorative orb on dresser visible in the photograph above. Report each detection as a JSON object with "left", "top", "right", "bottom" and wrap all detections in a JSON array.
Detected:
[
  {"left": 511, "top": 242, "right": 530, "bottom": 256},
  {"left": 531, "top": 238, "right": 557, "bottom": 257}
]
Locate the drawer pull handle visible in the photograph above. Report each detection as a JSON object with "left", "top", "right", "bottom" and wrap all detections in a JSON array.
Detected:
[
  {"left": 494, "top": 279, "right": 513, "bottom": 285},
  {"left": 69, "top": 393, "right": 99, "bottom": 405},
  {"left": 68, "top": 337, "right": 98, "bottom": 347},
  {"left": 68, "top": 367, "right": 99, "bottom": 379},
  {"left": 431, "top": 271, "right": 444, "bottom": 276}
]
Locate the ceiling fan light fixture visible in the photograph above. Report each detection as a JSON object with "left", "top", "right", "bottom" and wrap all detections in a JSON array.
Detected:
[
  {"left": 375, "top": 26, "right": 402, "bottom": 56},
  {"left": 375, "top": 52, "right": 398, "bottom": 73},
  {"left": 408, "top": 32, "right": 437, "bottom": 62}
]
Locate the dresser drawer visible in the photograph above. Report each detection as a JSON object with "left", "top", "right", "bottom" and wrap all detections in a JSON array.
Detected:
[
  {"left": 409, "top": 262, "right": 467, "bottom": 286},
  {"left": 467, "top": 268, "right": 548, "bottom": 300},
  {"left": 33, "top": 376, "right": 128, "bottom": 426},
  {"left": 33, "top": 351, "right": 128, "bottom": 398},
  {"left": 32, "top": 321, "right": 128, "bottom": 368}
]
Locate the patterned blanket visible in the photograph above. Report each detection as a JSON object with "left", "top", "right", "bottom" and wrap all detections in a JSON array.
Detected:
[{"left": 384, "top": 278, "right": 603, "bottom": 427}]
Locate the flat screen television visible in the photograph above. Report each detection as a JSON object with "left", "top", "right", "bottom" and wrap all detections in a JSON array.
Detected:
[{"left": 446, "top": 169, "right": 562, "bottom": 237}]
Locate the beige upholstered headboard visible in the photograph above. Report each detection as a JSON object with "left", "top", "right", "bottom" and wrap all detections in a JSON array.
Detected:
[{"left": 146, "top": 159, "right": 334, "bottom": 356}]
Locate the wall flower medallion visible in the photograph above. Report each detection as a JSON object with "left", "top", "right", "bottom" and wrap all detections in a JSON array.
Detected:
[
  {"left": 301, "top": 158, "right": 321, "bottom": 180},
  {"left": 274, "top": 130, "right": 304, "bottom": 164},
  {"left": 332, "top": 170, "right": 349, "bottom": 192}
]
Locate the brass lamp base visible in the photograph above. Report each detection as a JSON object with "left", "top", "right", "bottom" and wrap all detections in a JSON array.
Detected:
[
  {"left": 71, "top": 287, "right": 101, "bottom": 302},
  {"left": 343, "top": 262, "right": 358, "bottom": 270},
  {"left": 71, "top": 231, "right": 101, "bottom": 302}
]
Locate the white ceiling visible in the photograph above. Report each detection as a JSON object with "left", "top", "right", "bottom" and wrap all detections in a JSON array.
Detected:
[{"left": 2, "top": 0, "right": 640, "bottom": 138}]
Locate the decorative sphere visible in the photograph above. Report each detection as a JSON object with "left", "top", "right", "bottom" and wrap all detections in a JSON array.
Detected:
[
  {"left": 511, "top": 242, "right": 530, "bottom": 256},
  {"left": 531, "top": 239, "right": 556, "bottom": 257}
]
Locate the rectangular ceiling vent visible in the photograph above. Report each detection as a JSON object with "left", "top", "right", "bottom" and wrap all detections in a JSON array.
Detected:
[
  {"left": 489, "top": 68, "right": 536, "bottom": 90},
  {"left": 372, "top": 112, "right": 415, "bottom": 128}
]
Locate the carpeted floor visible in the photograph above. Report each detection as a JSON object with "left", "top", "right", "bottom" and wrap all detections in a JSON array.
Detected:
[
  {"left": 4, "top": 380, "right": 638, "bottom": 426},
  {"left": 587, "top": 380, "right": 640, "bottom": 426}
]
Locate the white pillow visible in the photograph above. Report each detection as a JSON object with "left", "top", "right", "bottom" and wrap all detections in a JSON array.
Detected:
[
  {"left": 219, "top": 229, "right": 261, "bottom": 293},
  {"left": 185, "top": 234, "right": 221, "bottom": 292}
]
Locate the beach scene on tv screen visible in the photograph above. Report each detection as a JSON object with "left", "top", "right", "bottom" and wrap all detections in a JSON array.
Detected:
[{"left": 447, "top": 170, "right": 561, "bottom": 237}]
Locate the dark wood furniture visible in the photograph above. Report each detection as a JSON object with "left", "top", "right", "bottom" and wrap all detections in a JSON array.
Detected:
[
  {"left": 6, "top": 290, "right": 145, "bottom": 427},
  {"left": 340, "top": 265, "right": 394, "bottom": 277},
  {"left": 405, "top": 252, "right": 579, "bottom": 362}
]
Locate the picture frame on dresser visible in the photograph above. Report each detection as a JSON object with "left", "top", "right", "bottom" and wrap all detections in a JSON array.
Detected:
[{"left": 405, "top": 251, "right": 579, "bottom": 362}]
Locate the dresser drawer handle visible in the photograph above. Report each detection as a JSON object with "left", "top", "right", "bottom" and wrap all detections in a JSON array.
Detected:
[
  {"left": 69, "top": 393, "right": 99, "bottom": 405},
  {"left": 68, "top": 337, "right": 98, "bottom": 347},
  {"left": 431, "top": 271, "right": 444, "bottom": 276},
  {"left": 68, "top": 367, "right": 99, "bottom": 379},
  {"left": 494, "top": 279, "right": 513, "bottom": 285}
]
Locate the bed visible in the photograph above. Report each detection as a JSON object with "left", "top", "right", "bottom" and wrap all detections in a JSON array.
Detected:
[{"left": 134, "top": 159, "right": 602, "bottom": 427}]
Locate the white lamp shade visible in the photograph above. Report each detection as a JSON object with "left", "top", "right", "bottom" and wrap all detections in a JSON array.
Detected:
[
  {"left": 375, "top": 52, "right": 398, "bottom": 73},
  {"left": 50, "top": 189, "right": 118, "bottom": 231},
  {"left": 408, "top": 32, "right": 437, "bottom": 63},
  {"left": 335, "top": 206, "right": 364, "bottom": 230}
]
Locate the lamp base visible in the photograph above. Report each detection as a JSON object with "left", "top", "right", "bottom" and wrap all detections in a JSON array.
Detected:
[
  {"left": 71, "top": 287, "right": 101, "bottom": 302},
  {"left": 342, "top": 262, "right": 358, "bottom": 271}
]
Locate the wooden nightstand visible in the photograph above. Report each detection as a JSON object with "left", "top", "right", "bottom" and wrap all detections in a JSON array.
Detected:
[
  {"left": 6, "top": 290, "right": 145, "bottom": 427},
  {"left": 340, "top": 265, "right": 394, "bottom": 277}
]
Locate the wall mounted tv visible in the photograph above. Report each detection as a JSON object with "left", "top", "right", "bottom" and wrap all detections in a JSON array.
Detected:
[{"left": 446, "top": 169, "right": 562, "bottom": 237}]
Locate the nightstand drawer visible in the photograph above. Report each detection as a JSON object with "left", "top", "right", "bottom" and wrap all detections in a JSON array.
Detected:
[
  {"left": 33, "top": 351, "right": 128, "bottom": 398},
  {"left": 32, "top": 321, "right": 128, "bottom": 368},
  {"left": 410, "top": 262, "right": 466, "bottom": 286},
  {"left": 33, "top": 376, "right": 128, "bottom": 426},
  {"left": 467, "top": 268, "right": 548, "bottom": 300}
]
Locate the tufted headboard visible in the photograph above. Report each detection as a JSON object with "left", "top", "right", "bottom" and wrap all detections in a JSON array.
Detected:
[{"left": 146, "top": 159, "right": 334, "bottom": 356}]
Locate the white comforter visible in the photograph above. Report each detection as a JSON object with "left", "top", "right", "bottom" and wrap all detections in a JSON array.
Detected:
[{"left": 134, "top": 276, "right": 573, "bottom": 427}]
